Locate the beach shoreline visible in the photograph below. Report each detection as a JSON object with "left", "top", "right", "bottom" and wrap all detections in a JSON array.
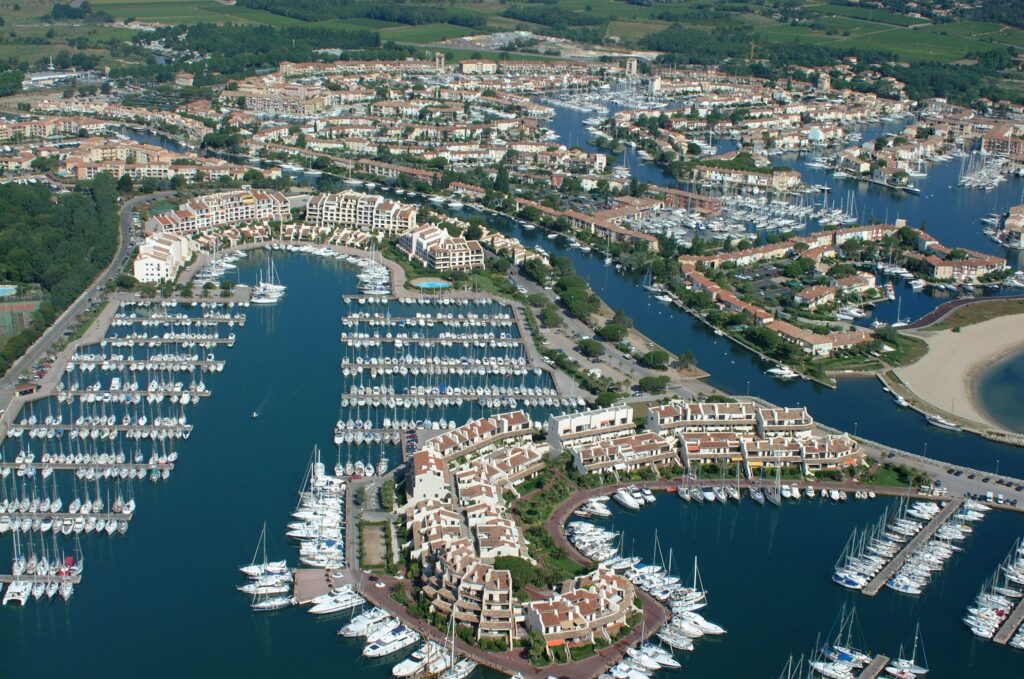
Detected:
[{"left": 896, "top": 315, "right": 1024, "bottom": 432}]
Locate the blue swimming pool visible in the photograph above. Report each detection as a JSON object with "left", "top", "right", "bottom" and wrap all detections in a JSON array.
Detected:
[{"left": 413, "top": 280, "right": 452, "bottom": 290}]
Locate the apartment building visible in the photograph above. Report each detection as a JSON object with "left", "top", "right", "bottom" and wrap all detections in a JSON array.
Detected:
[
  {"left": 132, "top": 233, "right": 195, "bottom": 283},
  {"left": 422, "top": 411, "right": 533, "bottom": 462},
  {"left": 305, "top": 190, "right": 417, "bottom": 235},
  {"left": 646, "top": 401, "right": 758, "bottom": 436},
  {"left": 398, "top": 224, "right": 485, "bottom": 272},
  {"left": 145, "top": 189, "right": 290, "bottom": 236},
  {"left": 547, "top": 405, "right": 635, "bottom": 453},
  {"left": 571, "top": 431, "right": 677, "bottom": 476},
  {"left": 525, "top": 567, "right": 637, "bottom": 653},
  {"left": 406, "top": 449, "right": 452, "bottom": 505}
]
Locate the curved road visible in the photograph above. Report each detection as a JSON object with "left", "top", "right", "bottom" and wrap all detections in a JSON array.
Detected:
[{"left": 0, "top": 191, "right": 174, "bottom": 409}]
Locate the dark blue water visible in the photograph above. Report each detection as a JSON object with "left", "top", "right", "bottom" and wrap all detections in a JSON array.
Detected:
[
  {"left": 599, "top": 495, "right": 1024, "bottom": 678},
  {"left": 0, "top": 253, "right": 492, "bottom": 678},
  {"left": 2, "top": 251, "right": 1021, "bottom": 679},
  {"left": 977, "top": 352, "right": 1024, "bottom": 435}
]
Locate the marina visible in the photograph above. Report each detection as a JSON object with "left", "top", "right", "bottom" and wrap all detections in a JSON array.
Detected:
[
  {"left": 861, "top": 499, "right": 963, "bottom": 596},
  {"left": 2, "top": 251, "right": 1023, "bottom": 677},
  {"left": 0, "top": 296, "right": 245, "bottom": 604}
]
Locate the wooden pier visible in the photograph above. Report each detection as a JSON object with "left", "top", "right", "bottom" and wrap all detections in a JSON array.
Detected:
[
  {"left": 59, "top": 388, "right": 211, "bottom": 400},
  {"left": 341, "top": 335, "right": 523, "bottom": 346},
  {"left": 857, "top": 655, "right": 891, "bottom": 678},
  {"left": 69, "top": 359, "right": 225, "bottom": 372},
  {"left": 2, "top": 511, "right": 133, "bottom": 522},
  {"left": 0, "top": 573, "right": 82, "bottom": 585},
  {"left": 18, "top": 423, "right": 192, "bottom": 436},
  {"left": 103, "top": 335, "right": 236, "bottom": 346},
  {"left": 1, "top": 461, "right": 171, "bottom": 473},
  {"left": 862, "top": 499, "right": 962, "bottom": 596},
  {"left": 113, "top": 314, "right": 245, "bottom": 327},
  {"left": 993, "top": 596, "right": 1024, "bottom": 644}
]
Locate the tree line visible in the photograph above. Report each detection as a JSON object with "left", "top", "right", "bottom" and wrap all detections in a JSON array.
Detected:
[
  {"left": 0, "top": 174, "right": 119, "bottom": 376},
  {"left": 237, "top": 0, "right": 486, "bottom": 28}
]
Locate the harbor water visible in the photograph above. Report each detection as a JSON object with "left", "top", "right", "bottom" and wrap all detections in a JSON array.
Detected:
[
  {"left": 595, "top": 495, "right": 1024, "bottom": 678},
  {"left": 976, "top": 351, "right": 1024, "bottom": 435},
  {"left": 1, "top": 252, "right": 1022, "bottom": 678}
]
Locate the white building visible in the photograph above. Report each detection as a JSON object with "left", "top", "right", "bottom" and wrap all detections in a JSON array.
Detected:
[
  {"left": 145, "top": 189, "right": 290, "bottom": 236},
  {"left": 398, "top": 224, "right": 485, "bottom": 272},
  {"left": 547, "top": 405, "right": 635, "bottom": 453},
  {"left": 305, "top": 191, "right": 418, "bottom": 235},
  {"left": 133, "top": 233, "right": 195, "bottom": 283}
]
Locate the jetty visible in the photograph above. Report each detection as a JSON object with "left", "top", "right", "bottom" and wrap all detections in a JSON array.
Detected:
[
  {"left": 993, "top": 597, "right": 1024, "bottom": 645},
  {"left": 0, "top": 573, "right": 82, "bottom": 585},
  {"left": 862, "top": 499, "right": 962, "bottom": 596},
  {"left": 857, "top": 655, "right": 891, "bottom": 678},
  {"left": 293, "top": 568, "right": 332, "bottom": 604}
]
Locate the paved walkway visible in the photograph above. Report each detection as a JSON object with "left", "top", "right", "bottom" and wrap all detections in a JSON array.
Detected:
[{"left": 905, "top": 294, "right": 1024, "bottom": 329}]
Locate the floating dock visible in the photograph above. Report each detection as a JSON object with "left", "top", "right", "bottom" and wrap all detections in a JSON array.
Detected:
[
  {"left": 0, "top": 573, "right": 82, "bottom": 585},
  {"left": 857, "top": 655, "right": 891, "bottom": 678},
  {"left": 862, "top": 499, "right": 962, "bottom": 596},
  {"left": 993, "top": 597, "right": 1024, "bottom": 644}
]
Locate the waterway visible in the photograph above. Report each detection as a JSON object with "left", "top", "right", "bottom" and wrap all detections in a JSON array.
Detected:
[
  {"left": 977, "top": 351, "right": 1024, "bottom": 436},
  {"left": 471, "top": 104, "right": 1024, "bottom": 477}
]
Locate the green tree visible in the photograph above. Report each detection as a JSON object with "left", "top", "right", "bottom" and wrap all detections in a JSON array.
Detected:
[
  {"left": 638, "top": 375, "right": 670, "bottom": 393},
  {"left": 639, "top": 350, "right": 670, "bottom": 370},
  {"left": 577, "top": 338, "right": 604, "bottom": 357},
  {"left": 116, "top": 173, "right": 133, "bottom": 193}
]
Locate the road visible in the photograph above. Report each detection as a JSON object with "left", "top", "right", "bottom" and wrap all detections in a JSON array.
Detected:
[
  {"left": 511, "top": 270, "right": 706, "bottom": 401},
  {"left": 0, "top": 191, "right": 173, "bottom": 410}
]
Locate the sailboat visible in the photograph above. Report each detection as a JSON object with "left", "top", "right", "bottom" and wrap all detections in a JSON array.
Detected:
[
  {"left": 640, "top": 263, "right": 660, "bottom": 293},
  {"left": 765, "top": 466, "right": 782, "bottom": 507},
  {"left": 238, "top": 522, "right": 288, "bottom": 581},
  {"left": 886, "top": 624, "right": 928, "bottom": 677}
]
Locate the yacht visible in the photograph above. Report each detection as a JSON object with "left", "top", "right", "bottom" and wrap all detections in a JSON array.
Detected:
[
  {"left": 339, "top": 607, "right": 390, "bottom": 637},
  {"left": 925, "top": 414, "right": 961, "bottom": 432},
  {"left": 613, "top": 488, "right": 641, "bottom": 510},
  {"left": 363, "top": 625, "right": 420, "bottom": 658}
]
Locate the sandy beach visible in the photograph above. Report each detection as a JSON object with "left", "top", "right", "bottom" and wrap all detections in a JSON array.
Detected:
[{"left": 896, "top": 314, "right": 1024, "bottom": 431}]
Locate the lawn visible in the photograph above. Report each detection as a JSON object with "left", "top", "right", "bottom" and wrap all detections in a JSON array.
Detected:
[
  {"left": 379, "top": 23, "right": 482, "bottom": 44},
  {"left": 91, "top": 0, "right": 307, "bottom": 25},
  {"left": 920, "top": 21, "right": 1024, "bottom": 49},
  {"left": 608, "top": 20, "right": 670, "bottom": 40},
  {"left": 925, "top": 298, "right": 1024, "bottom": 332},
  {"left": 750, "top": 16, "right": 987, "bottom": 63}
]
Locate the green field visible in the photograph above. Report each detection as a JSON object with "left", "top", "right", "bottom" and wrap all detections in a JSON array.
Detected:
[
  {"left": 802, "top": 2, "right": 930, "bottom": 27},
  {"left": 379, "top": 23, "right": 481, "bottom": 44}
]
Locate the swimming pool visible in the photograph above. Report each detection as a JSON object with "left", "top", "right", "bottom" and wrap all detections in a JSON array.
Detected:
[{"left": 412, "top": 279, "right": 452, "bottom": 290}]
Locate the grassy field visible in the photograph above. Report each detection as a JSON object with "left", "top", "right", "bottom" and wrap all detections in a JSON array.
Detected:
[
  {"left": 925, "top": 298, "right": 1024, "bottom": 332},
  {"left": 379, "top": 23, "right": 480, "bottom": 44},
  {"left": 608, "top": 20, "right": 670, "bottom": 40},
  {"left": 749, "top": 14, "right": 986, "bottom": 62},
  {"left": 802, "top": 2, "right": 930, "bottom": 27}
]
